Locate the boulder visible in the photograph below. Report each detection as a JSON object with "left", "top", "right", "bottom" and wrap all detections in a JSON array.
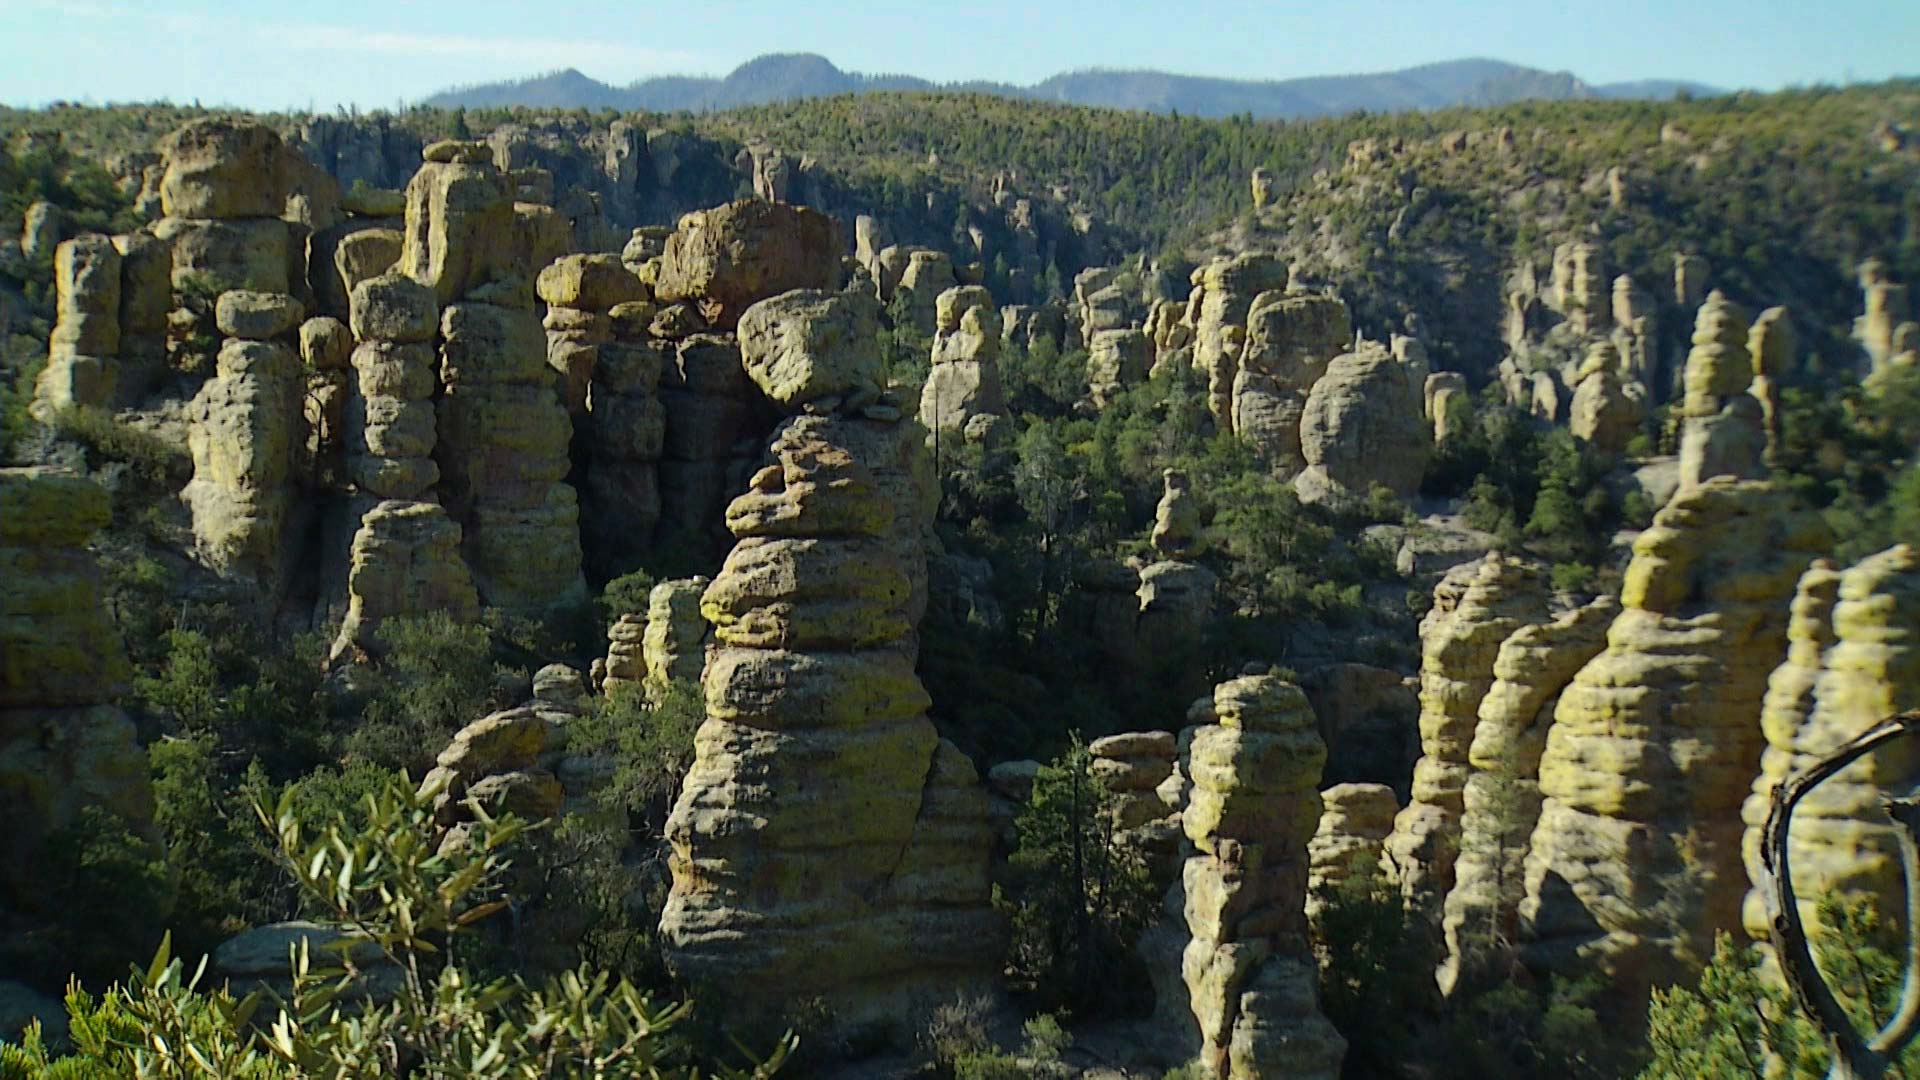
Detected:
[
  {"left": 653, "top": 200, "right": 841, "bottom": 330},
  {"left": 736, "top": 288, "right": 884, "bottom": 409},
  {"left": 158, "top": 117, "right": 288, "bottom": 219},
  {"left": 1296, "top": 342, "right": 1430, "bottom": 503}
]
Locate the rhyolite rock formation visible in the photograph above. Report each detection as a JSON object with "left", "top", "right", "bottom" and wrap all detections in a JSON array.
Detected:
[
  {"left": 1740, "top": 545, "right": 1920, "bottom": 948},
  {"left": 34, "top": 235, "right": 123, "bottom": 416},
  {"left": 1518, "top": 478, "right": 1830, "bottom": 1004},
  {"left": 1233, "top": 291, "right": 1352, "bottom": 474},
  {"left": 400, "top": 144, "right": 584, "bottom": 614},
  {"left": 658, "top": 287, "right": 996, "bottom": 1041},
  {"left": 653, "top": 199, "right": 841, "bottom": 331},
  {"left": 1294, "top": 341, "right": 1431, "bottom": 506},
  {"left": 1193, "top": 253, "right": 1288, "bottom": 424},
  {"left": 919, "top": 285, "right": 1006, "bottom": 439},
  {"left": 1308, "top": 782, "right": 1399, "bottom": 925},
  {"left": 0, "top": 470, "right": 157, "bottom": 928},
  {"left": 1676, "top": 291, "right": 1767, "bottom": 490},
  {"left": 1179, "top": 674, "right": 1345, "bottom": 1079},
  {"left": 1437, "top": 595, "right": 1616, "bottom": 995},
  {"left": 1385, "top": 554, "right": 1548, "bottom": 921},
  {"left": 1568, "top": 340, "right": 1647, "bottom": 458}
]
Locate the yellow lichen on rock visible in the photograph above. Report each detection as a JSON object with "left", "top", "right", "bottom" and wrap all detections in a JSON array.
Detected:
[
  {"left": 1519, "top": 478, "right": 1830, "bottom": 1001},
  {"left": 1740, "top": 545, "right": 1920, "bottom": 947}
]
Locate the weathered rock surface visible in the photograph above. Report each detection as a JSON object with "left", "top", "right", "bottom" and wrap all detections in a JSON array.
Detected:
[
  {"left": 1088, "top": 327, "right": 1150, "bottom": 408},
  {"left": 157, "top": 117, "right": 289, "bottom": 220},
  {"left": 1518, "top": 479, "right": 1830, "bottom": 1003},
  {"left": 1179, "top": 675, "right": 1345, "bottom": 1079},
  {"left": 1568, "top": 340, "right": 1647, "bottom": 458},
  {"left": 1193, "top": 254, "right": 1288, "bottom": 423},
  {"left": 0, "top": 470, "right": 156, "bottom": 922},
  {"left": 1677, "top": 291, "right": 1767, "bottom": 490},
  {"left": 184, "top": 332, "right": 301, "bottom": 588},
  {"left": 660, "top": 401, "right": 995, "bottom": 1039},
  {"left": 737, "top": 288, "right": 884, "bottom": 410},
  {"left": 1233, "top": 291, "right": 1352, "bottom": 473},
  {"left": 653, "top": 200, "right": 841, "bottom": 330},
  {"left": 330, "top": 500, "right": 480, "bottom": 662},
  {"left": 1308, "top": 783, "right": 1399, "bottom": 924},
  {"left": 1295, "top": 341, "right": 1431, "bottom": 504},
  {"left": 1385, "top": 555, "right": 1549, "bottom": 921},
  {"left": 34, "top": 236, "right": 123, "bottom": 416},
  {"left": 1739, "top": 546, "right": 1920, "bottom": 948},
  {"left": 1437, "top": 595, "right": 1616, "bottom": 995},
  {"left": 919, "top": 286, "right": 1005, "bottom": 435}
]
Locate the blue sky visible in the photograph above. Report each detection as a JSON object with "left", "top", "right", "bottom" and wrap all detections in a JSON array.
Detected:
[{"left": 1, "top": 0, "right": 1914, "bottom": 111}]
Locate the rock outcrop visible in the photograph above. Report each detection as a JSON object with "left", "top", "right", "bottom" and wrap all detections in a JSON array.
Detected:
[
  {"left": 1088, "top": 327, "right": 1151, "bottom": 409},
  {"left": 1179, "top": 675, "right": 1345, "bottom": 1079},
  {"left": 603, "top": 576, "right": 712, "bottom": 700},
  {"left": 34, "top": 235, "right": 124, "bottom": 415},
  {"left": 1676, "top": 291, "right": 1767, "bottom": 490},
  {"left": 1193, "top": 254, "right": 1288, "bottom": 424},
  {"left": 394, "top": 146, "right": 582, "bottom": 614},
  {"left": 1385, "top": 555, "right": 1549, "bottom": 921},
  {"left": 1855, "top": 258, "right": 1912, "bottom": 377},
  {"left": 1232, "top": 291, "right": 1352, "bottom": 474},
  {"left": 1294, "top": 341, "right": 1431, "bottom": 505},
  {"left": 919, "top": 285, "right": 1006, "bottom": 439},
  {"left": 658, "top": 292, "right": 996, "bottom": 1041},
  {"left": 653, "top": 200, "right": 841, "bottom": 331},
  {"left": 1437, "top": 595, "right": 1616, "bottom": 995},
  {"left": 1518, "top": 478, "right": 1830, "bottom": 1003},
  {"left": 1740, "top": 546, "right": 1920, "bottom": 948},
  {"left": 1308, "top": 783, "right": 1399, "bottom": 924},
  {"left": 1568, "top": 340, "right": 1647, "bottom": 458},
  {"left": 0, "top": 470, "right": 157, "bottom": 926}
]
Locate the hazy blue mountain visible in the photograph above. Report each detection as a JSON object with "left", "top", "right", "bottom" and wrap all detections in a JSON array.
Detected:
[{"left": 421, "top": 53, "right": 1717, "bottom": 117}]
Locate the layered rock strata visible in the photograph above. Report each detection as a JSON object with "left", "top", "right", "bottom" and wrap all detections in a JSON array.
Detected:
[
  {"left": 1385, "top": 555, "right": 1549, "bottom": 921},
  {"left": 1740, "top": 545, "right": 1920, "bottom": 947},
  {"left": 183, "top": 289, "right": 305, "bottom": 589},
  {"left": 1308, "top": 782, "right": 1399, "bottom": 925},
  {"left": 1437, "top": 595, "right": 1617, "bottom": 995},
  {"left": 919, "top": 285, "right": 1006, "bottom": 439},
  {"left": 1676, "top": 291, "right": 1767, "bottom": 490},
  {"left": 659, "top": 293, "right": 996, "bottom": 1039},
  {"left": 1193, "top": 254, "right": 1288, "bottom": 424},
  {"left": 1518, "top": 478, "right": 1830, "bottom": 1002},
  {"left": 1180, "top": 675, "right": 1345, "bottom": 1079},
  {"left": 401, "top": 144, "right": 583, "bottom": 612}
]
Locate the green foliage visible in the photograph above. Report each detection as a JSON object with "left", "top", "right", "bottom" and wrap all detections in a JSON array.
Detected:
[
  {"left": 48, "top": 406, "right": 193, "bottom": 493},
  {"left": 133, "top": 616, "right": 330, "bottom": 776},
  {"left": 16, "top": 775, "right": 791, "bottom": 1078},
  {"left": 1313, "top": 855, "right": 1434, "bottom": 1074},
  {"left": 349, "top": 612, "right": 504, "bottom": 773},
  {"left": 148, "top": 736, "right": 284, "bottom": 959},
  {"left": 569, "top": 680, "right": 704, "bottom": 821},
  {"left": 1641, "top": 899, "right": 1920, "bottom": 1079},
  {"left": 597, "top": 568, "right": 659, "bottom": 627},
  {"left": 997, "top": 739, "right": 1158, "bottom": 1013},
  {"left": 30, "top": 806, "right": 170, "bottom": 985}
]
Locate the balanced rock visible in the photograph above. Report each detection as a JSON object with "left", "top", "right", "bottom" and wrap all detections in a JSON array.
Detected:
[
  {"left": 737, "top": 288, "right": 884, "bottom": 410},
  {"left": 920, "top": 286, "right": 1005, "bottom": 435},
  {"left": 660, "top": 411, "right": 996, "bottom": 1042},
  {"left": 1677, "top": 291, "right": 1766, "bottom": 489},
  {"left": 1179, "top": 675, "right": 1345, "bottom": 1079},
  {"left": 157, "top": 117, "right": 288, "bottom": 219},
  {"left": 654, "top": 200, "right": 841, "bottom": 330}
]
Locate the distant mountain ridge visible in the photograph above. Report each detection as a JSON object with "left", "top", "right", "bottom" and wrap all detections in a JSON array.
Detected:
[{"left": 421, "top": 53, "right": 1720, "bottom": 118}]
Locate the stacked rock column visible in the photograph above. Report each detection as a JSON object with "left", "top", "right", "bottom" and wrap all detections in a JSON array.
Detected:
[
  {"left": 660, "top": 288, "right": 997, "bottom": 1040},
  {"left": 918, "top": 284, "right": 1007, "bottom": 440},
  {"left": 402, "top": 140, "right": 584, "bottom": 614},
  {"left": 1231, "top": 290, "right": 1351, "bottom": 476},
  {"left": 1435, "top": 595, "right": 1616, "bottom": 995},
  {"left": 1181, "top": 674, "right": 1345, "bottom": 1080},
  {"left": 1739, "top": 545, "right": 1920, "bottom": 947},
  {"left": 33, "top": 235, "right": 122, "bottom": 415},
  {"left": 1384, "top": 554, "right": 1547, "bottom": 922},
  {"left": 1517, "top": 479, "right": 1830, "bottom": 1006},
  {"left": 330, "top": 271, "right": 477, "bottom": 660},
  {"left": 182, "top": 288, "right": 305, "bottom": 590}
]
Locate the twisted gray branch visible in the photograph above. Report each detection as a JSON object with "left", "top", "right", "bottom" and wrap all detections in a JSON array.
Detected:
[{"left": 1760, "top": 709, "right": 1920, "bottom": 1080}]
